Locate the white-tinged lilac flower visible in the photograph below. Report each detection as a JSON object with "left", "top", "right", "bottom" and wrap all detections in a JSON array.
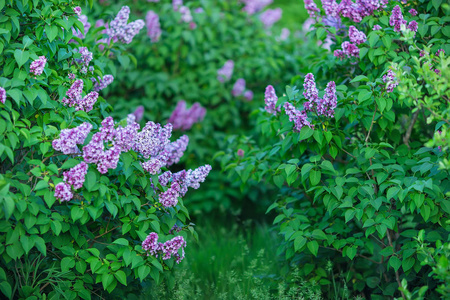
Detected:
[
  {"left": 0, "top": 87, "right": 6, "bottom": 104},
  {"left": 278, "top": 28, "right": 290, "bottom": 41},
  {"left": 63, "top": 162, "right": 88, "bottom": 189},
  {"left": 179, "top": 6, "right": 193, "bottom": 23},
  {"left": 303, "top": 73, "right": 319, "bottom": 102},
  {"left": 73, "top": 6, "right": 82, "bottom": 16},
  {"left": 30, "top": 56, "right": 47, "bottom": 76},
  {"left": 62, "top": 79, "right": 83, "bottom": 108},
  {"left": 82, "top": 132, "right": 105, "bottom": 164},
  {"left": 168, "top": 101, "right": 206, "bottom": 130},
  {"left": 78, "top": 92, "right": 99, "bottom": 112},
  {"left": 237, "top": 149, "right": 245, "bottom": 157},
  {"left": 52, "top": 122, "right": 92, "bottom": 154},
  {"left": 284, "top": 102, "right": 312, "bottom": 132},
  {"left": 92, "top": 75, "right": 114, "bottom": 92},
  {"left": 173, "top": 0, "right": 183, "bottom": 11},
  {"left": 217, "top": 60, "right": 234, "bottom": 82},
  {"left": 71, "top": 15, "right": 91, "bottom": 41},
  {"left": 232, "top": 78, "right": 246, "bottom": 97},
  {"left": 321, "top": 0, "right": 338, "bottom": 17},
  {"left": 132, "top": 106, "right": 144, "bottom": 122},
  {"left": 114, "top": 122, "right": 140, "bottom": 152},
  {"left": 259, "top": 8, "right": 282, "bottom": 28},
  {"left": 348, "top": 26, "right": 366, "bottom": 45},
  {"left": 54, "top": 182, "right": 73, "bottom": 202},
  {"left": 164, "top": 135, "right": 189, "bottom": 166},
  {"left": 142, "top": 232, "right": 159, "bottom": 255},
  {"left": 159, "top": 182, "right": 180, "bottom": 207},
  {"left": 107, "top": 6, "right": 145, "bottom": 44},
  {"left": 382, "top": 69, "right": 398, "bottom": 93},
  {"left": 186, "top": 165, "right": 212, "bottom": 189},
  {"left": 96, "top": 145, "right": 121, "bottom": 174},
  {"left": 141, "top": 158, "right": 165, "bottom": 175},
  {"left": 337, "top": 0, "right": 362, "bottom": 23},
  {"left": 146, "top": 11, "right": 162, "bottom": 42},
  {"left": 100, "top": 116, "right": 116, "bottom": 141},
  {"left": 373, "top": 24, "right": 382, "bottom": 30},
  {"left": 160, "top": 235, "right": 186, "bottom": 263},
  {"left": 389, "top": 5, "right": 407, "bottom": 32},
  {"left": 75, "top": 47, "right": 93, "bottom": 70},
  {"left": 264, "top": 85, "right": 280, "bottom": 115},
  {"left": 133, "top": 122, "right": 172, "bottom": 158},
  {"left": 244, "top": 90, "right": 254, "bottom": 101},
  {"left": 321, "top": 81, "right": 337, "bottom": 117},
  {"left": 242, "top": 0, "right": 273, "bottom": 15},
  {"left": 159, "top": 165, "right": 212, "bottom": 196},
  {"left": 304, "top": 0, "right": 320, "bottom": 18}
]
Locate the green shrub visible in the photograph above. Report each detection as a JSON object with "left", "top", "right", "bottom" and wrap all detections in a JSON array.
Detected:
[{"left": 221, "top": 0, "right": 450, "bottom": 298}]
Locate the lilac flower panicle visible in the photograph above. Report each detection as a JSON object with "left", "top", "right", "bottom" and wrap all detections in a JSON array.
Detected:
[
  {"left": 75, "top": 47, "right": 93, "bottom": 70},
  {"left": 164, "top": 135, "right": 189, "bottom": 166},
  {"left": 74, "top": 6, "right": 82, "bottom": 16},
  {"left": 237, "top": 149, "right": 244, "bottom": 157},
  {"left": 52, "top": 122, "right": 92, "bottom": 154},
  {"left": 217, "top": 60, "right": 234, "bottom": 82},
  {"left": 338, "top": 41, "right": 360, "bottom": 58},
  {"left": 407, "top": 20, "right": 418, "bottom": 32},
  {"left": 322, "top": 0, "right": 338, "bottom": 17},
  {"left": 146, "top": 11, "right": 162, "bottom": 42},
  {"left": 114, "top": 122, "right": 140, "bottom": 152},
  {"left": 334, "top": 49, "right": 345, "bottom": 58},
  {"left": 173, "top": 0, "right": 183, "bottom": 11},
  {"left": 244, "top": 90, "right": 254, "bottom": 101},
  {"left": 133, "top": 122, "right": 172, "bottom": 158},
  {"left": 264, "top": 85, "right": 280, "bottom": 115},
  {"left": 409, "top": 9, "right": 417, "bottom": 16},
  {"left": 93, "top": 75, "right": 114, "bottom": 92},
  {"left": 142, "top": 232, "right": 159, "bottom": 255},
  {"left": 373, "top": 24, "right": 382, "bottom": 30},
  {"left": 71, "top": 15, "right": 91, "bottom": 41},
  {"left": 242, "top": 0, "right": 273, "bottom": 15},
  {"left": 436, "top": 49, "right": 445, "bottom": 56},
  {"left": 132, "top": 106, "right": 144, "bottom": 122},
  {"left": 284, "top": 102, "right": 312, "bottom": 132},
  {"left": 63, "top": 162, "right": 88, "bottom": 189},
  {"left": 78, "top": 92, "right": 99, "bottom": 112},
  {"left": 260, "top": 8, "right": 282, "bottom": 28},
  {"left": 100, "top": 116, "right": 116, "bottom": 141},
  {"left": 389, "top": 5, "right": 407, "bottom": 32},
  {"left": 303, "top": 73, "right": 319, "bottom": 102},
  {"left": 82, "top": 132, "right": 105, "bottom": 164},
  {"left": 160, "top": 236, "right": 186, "bottom": 263},
  {"left": 97, "top": 145, "right": 121, "bottom": 174},
  {"left": 141, "top": 158, "right": 165, "bottom": 175},
  {"left": 168, "top": 101, "right": 206, "bottom": 130},
  {"left": 304, "top": 0, "right": 320, "bottom": 18},
  {"left": 0, "top": 87, "right": 6, "bottom": 104},
  {"left": 348, "top": 26, "right": 367, "bottom": 45},
  {"left": 321, "top": 81, "right": 337, "bottom": 117},
  {"left": 159, "top": 171, "right": 173, "bottom": 187},
  {"left": 121, "top": 19, "right": 145, "bottom": 44},
  {"left": 337, "top": 0, "right": 362, "bottom": 23},
  {"left": 54, "top": 182, "right": 73, "bottom": 202},
  {"left": 30, "top": 56, "right": 47, "bottom": 76},
  {"left": 232, "top": 78, "right": 246, "bottom": 97},
  {"left": 68, "top": 73, "right": 76, "bottom": 80},
  {"left": 279, "top": 28, "right": 290, "bottom": 41},
  {"left": 179, "top": 6, "right": 193, "bottom": 23},
  {"left": 382, "top": 69, "right": 398, "bottom": 93},
  {"left": 107, "top": 6, "right": 145, "bottom": 44},
  {"left": 159, "top": 182, "right": 180, "bottom": 207},
  {"left": 62, "top": 79, "right": 83, "bottom": 107},
  {"left": 186, "top": 164, "right": 212, "bottom": 189}
]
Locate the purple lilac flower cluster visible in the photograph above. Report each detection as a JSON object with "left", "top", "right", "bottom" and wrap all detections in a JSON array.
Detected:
[
  {"left": 179, "top": 6, "right": 193, "bottom": 23},
  {"left": 134, "top": 122, "right": 172, "bottom": 158},
  {"left": 92, "top": 75, "right": 114, "bottom": 92},
  {"left": 74, "top": 47, "right": 93, "bottom": 74},
  {"left": 142, "top": 233, "right": 186, "bottom": 264},
  {"left": 334, "top": 26, "right": 366, "bottom": 59},
  {"left": 127, "top": 106, "right": 145, "bottom": 125},
  {"left": 241, "top": 0, "right": 273, "bottom": 15},
  {"left": 232, "top": 79, "right": 246, "bottom": 97},
  {"left": 173, "top": 0, "right": 183, "bottom": 11},
  {"left": 407, "top": 20, "right": 418, "bottom": 33},
  {"left": 158, "top": 164, "right": 212, "bottom": 197},
  {"left": 259, "top": 8, "right": 282, "bottom": 28},
  {"left": 107, "top": 6, "right": 145, "bottom": 44},
  {"left": 30, "top": 56, "right": 47, "bottom": 76},
  {"left": 63, "top": 162, "right": 88, "bottom": 190},
  {"left": 382, "top": 69, "right": 398, "bottom": 93},
  {"left": 73, "top": 6, "right": 82, "bottom": 16},
  {"left": 146, "top": 11, "right": 162, "bottom": 42},
  {"left": 373, "top": 24, "right": 382, "bottom": 30},
  {"left": 303, "top": 73, "right": 337, "bottom": 117},
  {"left": 0, "top": 87, "right": 6, "bottom": 104},
  {"left": 61, "top": 79, "right": 99, "bottom": 112},
  {"left": 52, "top": 122, "right": 92, "bottom": 154},
  {"left": 168, "top": 101, "right": 206, "bottom": 130},
  {"left": 278, "top": 28, "right": 290, "bottom": 41},
  {"left": 409, "top": 8, "right": 417, "bottom": 16},
  {"left": 244, "top": 90, "right": 254, "bottom": 101},
  {"left": 284, "top": 102, "right": 312, "bottom": 132},
  {"left": 348, "top": 26, "right": 366, "bottom": 44},
  {"left": 306, "top": 0, "right": 385, "bottom": 23},
  {"left": 305, "top": 0, "right": 320, "bottom": 18},
  {"left": 264, "top": 85, "right": 281, "bottom": 115},
  {"left": 436, "top": 49, "right": 445, "bottom": 56},
  {"left": 54, "top": 183, "right": 73, "bottom": 202},
  {"left": 159, "top": 182, "right": 181, "bottom": 207},
  {"left": 217, "top": 60, "right": 234, "bottom": 82},
  {"left": 389, "top": 5, "right": 407, "bottom": 32}
]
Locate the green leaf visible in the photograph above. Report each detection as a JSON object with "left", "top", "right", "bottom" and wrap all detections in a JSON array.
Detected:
[
  {"left": 61, "top": 257, "right": 75, "bottom": 272},
  {"left": 346, "top": 246, "right": 357, "bottom": 260},
  {"left": 299, "top": 126, "right": 314, "bottom": 141},
  {"left": 114, "top": 270, "right": 127, "bottom": 286},
  {"left": 294, "top": 236, "right": 306, "bottom": 251},
  {"left": 363, "top": 219, "right": 376, "bottom": 228},
  {"left": 312, "top": 229, "right": 327, "bottom": 240},
  {"left": 358, "top": 91, "right": 373, "bottom": 103},
  {"left": 45, "top": 24, "right": 58, "bottom": 42},
  {"left": 102, "top": 273, "right": 114, "bottom": 290},
  {"left": 307, "top": 241, "right": 319, "bottom": 257},
  {"left": 20, "top": 235, "right": 35, "bottom": 255},
  {"left": 350, "top": 75, "right": 369, "bottom": 83},
  {"left": 402, "top": 257, "right": 415, "bottom": 272},
  {"left": 14, "top": 49, "right": 29, "bottom": 68},
  {"left": 113, "top": 238, "right": 129, "bottom": 246},
  {"left": 389, "top": 256, "right": 401, "bottom": 272},
  {"left": 138, "top": 265, "right": 151, "bottom": 281},
  {"left": 0, "top": 282, "right": 12, "bottom": 298},
  {"left": 35, "top": 236, "right": 46, "bottom": 256},
  {"left": 309, "top": 170, "right": 321, "bottom": 186}
]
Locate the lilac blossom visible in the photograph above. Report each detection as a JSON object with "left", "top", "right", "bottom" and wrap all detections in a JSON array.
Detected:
[
  {"left": 436, "top": 49, "right": 445, "bottom": 56},
  {"left": 54, "top": 182, "right": 73, "bottom": 202},
  {"left": 217, "top": 60, "right": 234, "bottom": 82},
  {"left": 0, "top": 87, "right": 6, "bottom": 104},
  {"left": 63, "top": 162, "right": 88, "bottom": 189},
  {"left": 303, "top": 73, "right": 319, "bottom": 102},
  {"left": 409, "top": 9, "right": 417, "bottom": 16},
  {"left": 168, "top": 101, "right": 206, "bottom": 130},
  {"left": 75, "top": 47, "right": 93, "bottom": 69},
  {"left": 78, "top": 92, "right": 99, "bottom": 112},
  {"left": 264, "top": 85, "right": 280, "bottom": 115},
  {"left": 389, "top": 5, "right": 407, "bottom": 32},
  {"left": 373, "top": 24, "right": 382, "bottom": 30},
  {"left": 259, "top": 8, "right": 282, "bottom": 28},
  {"left": 114, "top": 122, "right": 140, "bottom": 152},
  {"left": 159, "top": 182, "right": 181, "bottom": 207},
  {"left": 159, "top": 165, "right": 212, "bottom": 196},
  {"left": 237, "top": 149, "right": 245, "bottom": 157},
  {"left": 173, "top": 0, "right": 183, "bottom": 11},
  {"left": 164, "top": 135, "right": 189, "bottom": 166},
  {"left": 284, "top": 102, "right": 312, "bottom": 132},
  {"left": 92, "top": 75, "right": 114, "bottom": 92},
  {"left": 242, "top": 0, "right": 273, "bottom": 15},
  {"left": 146, "top": 11, "right": 161, "bottom": 42},
  {"left": 133, "top": 122, "right": 172, "bottom": 158},
  {"left": 184, "top": 164, "right": 212, "bottom": 189},
  {"left": 407, "top": 20, "right": 418, "bottom": 33},
  {"left": 107, "top": 6, "right": 145, "bottom": 44},
  {"left": 321, "top": 81, "right": 337, "bottom": 117},
  {"left": 52, "top": 122, "right": 92, "bottom": 154},
  {"left": 335, "top": 41, "right": 360, "bottom": 59},
  {"left": 278, "top": 28, "right": 290, "bottom": 41},
  {"left": 244, "top": 90, "right": 254, "bottom": 101},
  {"left": 61, "top": 79, "right": 83, "bottom": 107},
  {"left": 73, "top": 6, "right": 82, "bottom": 16},
  {"left": 348, "top": 26, "right": 367, "bottom": 45},
  {"left": 142, "top": 232, "right": 160, "bottom": 255},
  {"left": 30, "top": 56, "right": 47, "bottom": 76},
  {"left": 382, "top": 69, "right": 398, "bottom": 93},
  {"left": 82, "top": 132, "right": 105, "bottom": 164},
  {"left": 337, "top": 0, "right": 362, "bottom": 23},
  {"left": 322, "top": 0, "right": 338, "bottom": 17},
  {"left": 232, "top": 79, "right": 246, "bottom": 97},
  {"left": 132, "top": 106, "right": 145, "bottom": 122},
  {"left": 304, "top": 0, "right": 320, "bottom": 18},
  {"left": 141, "top": 158, "right": 165, "bottom": 175},
  {"left": 68, "top": 73, "right": 76, "bottom": 80},
  {"left": 179, "top": 6, "right": 193, "bottom": 23},
  {"left": 100, "top": 116, "right": 116, "bottom": 141},
  {"left": 160, "top": 236, "right": 186, "bottom": 263},
  {"left": 96, "top": 145, "right": 121, "bottom": 174}
]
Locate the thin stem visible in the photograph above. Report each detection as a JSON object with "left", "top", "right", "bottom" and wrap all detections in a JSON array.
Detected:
[{"left": 365, "top": 104, "right": 377, "bottom": 143}]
